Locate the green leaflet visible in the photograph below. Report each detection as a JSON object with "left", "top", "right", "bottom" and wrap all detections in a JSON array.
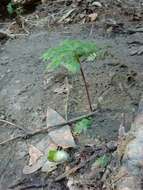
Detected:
[
  {"left": 93, "top": 154, "right": 111, "bottom": 168},
  {"left": 74, "top": 118, "right": 93, "bottom": 135},
  {"left": 7, "top": 2, "right": 15, "bottom": 15},
  {"left": 47, "top": 149, "right": 57, "bottom": 162},
  {"left": 42, "top": 40, "right": 97, "bottom": 73},
  {"left": 59, "top": 40, "right": 97, "bottom": 57},
  {"left": 47, "top": 149, "right": 69, "bottom": 162}
]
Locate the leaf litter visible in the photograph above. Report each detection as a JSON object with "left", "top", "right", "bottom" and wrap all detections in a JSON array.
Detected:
[
  {"left": 23, "top": 108, "right": 76, "bottom": 174},
  {"left": 1, "top": 1, "right": 143, "bottom": 189},
  {"left": 21, "top": 107, "right": 118, "bottom": 190}
]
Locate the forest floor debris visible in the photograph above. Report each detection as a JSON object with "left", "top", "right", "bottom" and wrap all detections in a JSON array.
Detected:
[{"left": 0, "top": 0, "right": 143, "bottom": 190}]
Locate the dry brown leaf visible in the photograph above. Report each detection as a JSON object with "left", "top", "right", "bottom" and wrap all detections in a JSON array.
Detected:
[
  {"left": 28, "top": 144, "right": 43, "bottom": 166},
  {"left": 23, "top": 108, "right": 75, "bottom": 174},
  {"left": 46, "top": 108, "right": 76, "bottom": 148},
  {"left": 23, "top": 155, "right": 47, "bottom": 174}
]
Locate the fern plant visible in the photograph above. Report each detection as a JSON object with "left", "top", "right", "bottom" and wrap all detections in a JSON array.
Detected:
[{"left": 42, "top": 40, "right": 97, "bottom": 111}]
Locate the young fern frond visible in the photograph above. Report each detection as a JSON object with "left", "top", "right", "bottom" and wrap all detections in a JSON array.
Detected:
[
  {"left": 42, "top": 39, "right": 98, "bottom": 111},
  {"left": 42, "top": 40, "right": 97, "bottom": 73}
]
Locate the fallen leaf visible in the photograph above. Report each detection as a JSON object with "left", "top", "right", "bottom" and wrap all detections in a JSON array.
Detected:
[
  {"left": 23, "top": 155, "right": 47, "bottom": 174},
  {"left": 23, "top": 108, "right": 76, "bottom": 174},
  {"left": 28, "top": 144, "right": 43, "bottom": 166},
  {"left": 88, "top": 13, "right": 98, "bottom": 22},
  {"left": 42, "top": 160, "right": 58, "bottom": 173},
  {"left": 46, "top": 108, "right": 76, "bottom": 148}
]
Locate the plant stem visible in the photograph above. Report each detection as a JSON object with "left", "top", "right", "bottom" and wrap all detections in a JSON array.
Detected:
[{"left": 79, "top": 62, "right": 93, "bottom": 111}]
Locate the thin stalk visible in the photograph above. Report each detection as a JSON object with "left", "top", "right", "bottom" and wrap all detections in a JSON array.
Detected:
[{"left": 79, "top": 61, "right": 93, "bottom": 111}]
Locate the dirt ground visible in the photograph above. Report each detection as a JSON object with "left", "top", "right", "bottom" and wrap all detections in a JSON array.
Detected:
[{"left": 0, "top": 0, "right": 143, "bottom": 189}]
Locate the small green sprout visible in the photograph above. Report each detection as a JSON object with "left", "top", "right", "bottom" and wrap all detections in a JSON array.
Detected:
[
  {"left": 47, "top": 149, "right": 69, "bottom": 162},
  {"left": 92, "top": 154, "right": 111, "bottom": 168},
  {"left": 74, "top": 118, "right": 93, "bottom": 135},
  {"left": 42, "top": 40, "right": 98, "bottom": 111}
]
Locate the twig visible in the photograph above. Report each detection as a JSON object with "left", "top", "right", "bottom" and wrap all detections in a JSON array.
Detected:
[
  {"left": 0, "top": 110, "right": 98, "bottom": 146},
  {"left": 65, "top": 76, "right": 70, "bottom": 120},
  {"left": 9, "top": 177, "right": 48, "bottom": 190},
  {"left": 0, "top": 30, "right": 29, "bottom": 38},
  {"left": 29, "top": 110, "right": 98, "bottom": 137},
  {"left": 89, "top": 23, "right": 94, "bottom": 36},
  {"left": 0, "top": 135, "right": 24, "bottom": 146},
  {"left": 0, "top": 119, "right": 28, "bottom": 133},
  {"left": 110, "top": 172, "right": 128, "bottom": 185}
]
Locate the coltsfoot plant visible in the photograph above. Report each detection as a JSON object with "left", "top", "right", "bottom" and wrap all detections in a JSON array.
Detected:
[{"left": 42, "top": 39, "right": 98, "bottom": 111}]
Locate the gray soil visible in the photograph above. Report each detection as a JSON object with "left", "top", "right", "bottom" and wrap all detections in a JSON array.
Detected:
[{"left": 0, "top": 1, "right": 143, "bottom": 188}]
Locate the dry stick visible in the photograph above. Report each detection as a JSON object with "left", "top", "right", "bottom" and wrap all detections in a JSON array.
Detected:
[
  {"left": 0, "top": 135, "right": 24, "bottom": 146},
  {"left": 110, "top": 172, "right": 128, "bottom": 185},
  {"left": 80, "top": 63, "right": 93, "bottom": 112},
  {"left": 0, "top": 119, "right": 28, "bottom": 133},
  {"left": 0, "top": 30, "right": 29, "bottom": 38},
  {"left": 0, "top": 110, "right": 98, "bottom": 146},
  {"left": 65, "top": 76, "right": 70, "bottom": 120},
  {"left": 30, "top": 110, "right": 98, "bottom": 136}
]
